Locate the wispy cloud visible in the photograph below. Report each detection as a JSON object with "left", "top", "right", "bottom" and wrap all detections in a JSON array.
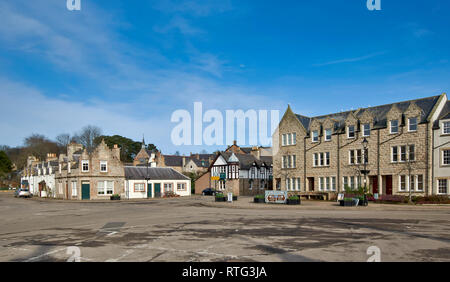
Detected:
[
  {"left": 153, "top": 16, "right": 204, "bottom": 35},
  {"left": 153, "top": 0, "right": 233, "bottom": 16},
  {"left": 313, "top": 51, "right": 387, "bottom": 67}
]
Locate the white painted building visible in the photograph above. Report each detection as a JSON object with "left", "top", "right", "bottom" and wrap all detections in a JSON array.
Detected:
[
  {"left": 124, "top": 166, "right": 191, "bottom": 199},
  {"left": 21, "top": 161, "right": 58, "bottom": 197},
  {"left": 433, "top": 99, "right": 450, "bottom": 196}
]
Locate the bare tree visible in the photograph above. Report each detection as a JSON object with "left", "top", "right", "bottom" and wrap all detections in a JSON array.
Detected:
[
  {"left": 23, "top": 134, "right": 59, "bottom": 161},
  {"left": 56, "top": 133, "right": 71, "bottom": 148},
  {"left": 73, "top": 125, "right": 102, "bottom": 152}
]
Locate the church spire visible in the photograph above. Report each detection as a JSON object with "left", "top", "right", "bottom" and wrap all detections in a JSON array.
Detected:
[{"left": 142, "top": 134, "right": 146, "bottom": 149}]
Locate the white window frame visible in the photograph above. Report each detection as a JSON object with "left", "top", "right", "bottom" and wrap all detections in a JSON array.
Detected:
[
  {"left": 331, "top": 177, "right": 336, "bottom": 191},
  {"left": 100, "top": 161, "right": 108, "bottom": 172},
  {"left": 71, "top": 181, "right": 77, "bottom": 197},
  {"left": 82, "top": 160, "right": 89, "bottom": 172},
  {"left": 408, "top": 117, "right": 417, "bottom": 132},
  {"left": 437, "top": 179, "right": 448, "bottom": 195},
  {"left": 97, "top": 180, "right": 114, "bottom": 195},
  {"left": 325, "top": 129, "right": 332, "bottom": 141},
  {"left": 363, "top": 123, "right": 370, "bottom": 137},
  {"left": 400, "top": 146, "right": 407, "bottom": 162},
  {"left": 134, "top": 183, "right": 145, "bottom": 192},
  {"left": 390, "top": 120, "right": 399, "bottom": 134},
  {"left": 282, "top": 134, "right": 286, "bottom": 146},
  {"left": 442, "top": 150, "right": 450, "bottom": 165},
  {"left": 417, "top": 175, "right": 424, "bottom": 191},
  {"left": 164, "top": 183, "right": 174, "bottom": 192},
  {"left": 409, "top": 145, "right": 415, "bottom": 161},
  {"left": 443, "top": 121, "right": 450, "bottom": 134},
  {"left": 291, "top": 155, "right": 296, "bottom": 168},
  {"left": 399, "top": 175, "right": 407, "bottom": 191},
  {"left": 391, "top": 146, "right": 398, "bottom": 163},
  {"left": 312, "top": 131, "right": 319, "bottom": 142},
  {"left": 347, "top": 125, "right": 355, "bottom": 139}
]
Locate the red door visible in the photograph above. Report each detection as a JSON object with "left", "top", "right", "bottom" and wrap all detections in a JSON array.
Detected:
[
  {"left": 372, "top": 176, "right": 379, "bottom": 194},
  {"left": 386, "top": 175, "right": 393, "bottom": 195}
]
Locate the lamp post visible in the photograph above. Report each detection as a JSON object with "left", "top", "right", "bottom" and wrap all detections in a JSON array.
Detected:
[
  {"left": 361, "top": 137, "right": 369, "bottom": 206},
  {"left": 145, "top": 156, "right": 150, "bottom": 198}
]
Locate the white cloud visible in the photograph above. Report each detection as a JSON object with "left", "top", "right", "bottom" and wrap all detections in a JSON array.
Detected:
[{"left": 313, "top": 51, "right": 387, "bottom": 67}]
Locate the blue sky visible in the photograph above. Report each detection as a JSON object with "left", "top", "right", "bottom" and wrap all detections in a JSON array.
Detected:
[{"left": 0, "top": 0, "right": 449, "bottom": 154}]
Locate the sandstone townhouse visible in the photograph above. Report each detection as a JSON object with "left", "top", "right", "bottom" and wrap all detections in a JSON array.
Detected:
[{"left": 273, "top": 93, "right": 449, "bottom": 198}]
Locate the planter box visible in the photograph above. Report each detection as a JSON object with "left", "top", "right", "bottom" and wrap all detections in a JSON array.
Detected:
[
  {"left": 110, "top": 196, "right": 121, "bottom": 201},
  {"left": 287, "top": 199, "right": 301, "bottom": 205},
  {"left": 340, "top": 200, "right": 355, "bottom": 207},
  {"left": 254, "top": 198, "right": 265, "bottom": 203},
  {"left": 215, "top": 197, "right": 226, "bottom": 202}
]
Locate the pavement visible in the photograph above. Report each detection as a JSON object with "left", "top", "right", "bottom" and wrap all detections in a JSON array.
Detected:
[{"left": 0, "top": 191, "right": 449, "bottom": 262}]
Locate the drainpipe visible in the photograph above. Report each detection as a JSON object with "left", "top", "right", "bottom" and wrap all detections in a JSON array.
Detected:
[
  {"left": 377, "top": 129, "right": 380, "bottom": 193},
  {"left": 303, "top": 137, "right": 307, "bottom": 192},
  {"left": 337, "top": 133, "right": 340, "bottom": 192},
  {"left": 431, "top": 127, "right": 434, "bottom": 196},
  {"left": 426, "top": 122, "right": 429, "bottom": 196}
]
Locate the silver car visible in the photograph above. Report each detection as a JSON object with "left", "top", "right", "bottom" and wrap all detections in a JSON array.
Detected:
[{"left": 14, "top": 188, "right": 32, "bottom": 198}]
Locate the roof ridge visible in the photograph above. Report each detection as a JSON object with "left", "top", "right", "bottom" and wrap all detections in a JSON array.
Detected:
[{"left": 296, "top": 95, "right": 441, "bottom": 119}]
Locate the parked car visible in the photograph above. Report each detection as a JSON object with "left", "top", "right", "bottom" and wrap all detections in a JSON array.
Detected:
[
  {"left": 14, "top": 188, "right": 32, "bottom": 198},
  {"left": 202, "top": 188, "right": 218, "bottom": 196}
]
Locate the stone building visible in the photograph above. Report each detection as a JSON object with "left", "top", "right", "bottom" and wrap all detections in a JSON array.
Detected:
[
  {"left": 55, "top": 140, "right": 125, "bottom": 200},
  {"left": 273, "top": 93, "right": 448, "bottom": 198}
]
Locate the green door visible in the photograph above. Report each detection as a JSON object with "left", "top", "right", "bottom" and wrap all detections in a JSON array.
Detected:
[
  {"left": 147, "top": 183, "right": 152, "bottom": 198},
  {"left": 154, "top": 183, "right": 161, "bottom": 198},
  {"left": 81, "top": 183, "right": 90, "bottom": 200}
]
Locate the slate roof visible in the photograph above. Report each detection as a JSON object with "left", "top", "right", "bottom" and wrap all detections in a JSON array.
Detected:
[
  {"left": 163, "top": 155, "right": 183, "bottom": 167},
  {"left": 124, "top": 166, "right": 190, "bottom": 180},
  {"left": 295, "top": 95, "right": 441, "bottom": 134},
  {"left": 433, "top": 101, "right": 450, "bottom": 129},
  {"left": 217, "top": 152, "right": 272, "bottom": 170},
  {"left": 163, "top": 154, "right": 213, "bottom": 168}
]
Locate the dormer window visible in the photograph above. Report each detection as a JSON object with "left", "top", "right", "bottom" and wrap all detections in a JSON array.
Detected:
[
  {"left": 82, "top": 160, "right": 89, "bottom": 172},
  {"left": 390, "top": 120, "right": 399, "bottom": 134},
  {"left": 312, "top": 131, "right": 319, "bottom": 142},
  {"left": 347, "top": 126, "right": 355, "bottom": 139},
  {"left": 363, "top": 124, "right": 370, "bottom": 137},
  {"left": 324, "top": 129, "right": 332, "bottom": 141},
  {"left": 408, "top": 117, "right": 417, "bottom": 132}
]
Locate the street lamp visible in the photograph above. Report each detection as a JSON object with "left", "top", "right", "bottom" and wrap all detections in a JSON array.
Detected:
[
  {"left": 361, "top": 137, "right": 369, "bottom": 206},
  {"left": 145, "top": 156, "right": 150, "bottom": 198}
]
